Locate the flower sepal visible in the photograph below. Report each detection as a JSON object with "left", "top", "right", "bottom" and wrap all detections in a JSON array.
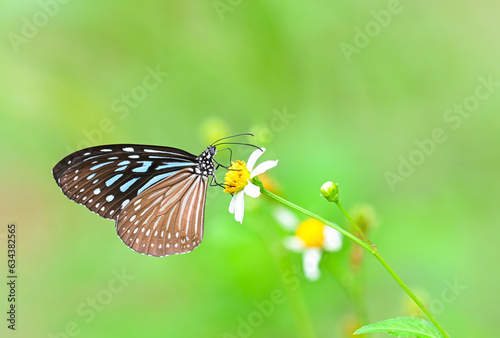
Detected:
[{"left": 250, "top": 176, "right": 264, "bottom": 190}]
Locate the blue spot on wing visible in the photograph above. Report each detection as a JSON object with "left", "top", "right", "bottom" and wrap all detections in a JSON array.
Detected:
[
  {"left": 82, "top": 155, "right": 102, "bottom": 162},
  {"left": 106, "top": 174, "right": 123, "bottom": 187},
  {"left": 90, "top": 161, "right": 113, "bottom": 170},
  {"left": 148, "top": 156, "right": 193, "bottom": 160},
  {"left": 121, "top": 199, "right": 130, "bottom": 208},
  {"left": 155, "top": 163, "right": 192, "bottom": 170},
  {"left": 132, "top": 161, "right": 153, "bottom": 173},
  {"left": 120, "top": 177, "right": 140, "bottom": 192},
  {"left": 137, "top": 172, "right": 176, "bottom": 194}
]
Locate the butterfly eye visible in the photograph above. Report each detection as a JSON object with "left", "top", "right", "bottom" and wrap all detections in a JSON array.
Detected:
[{"left": 209, "top": 147, "right": 216, "bottom": 156}]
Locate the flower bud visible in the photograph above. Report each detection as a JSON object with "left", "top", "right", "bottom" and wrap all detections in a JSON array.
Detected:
[{"left": 320, "top": 181, "right": 339, "bottom": 202}]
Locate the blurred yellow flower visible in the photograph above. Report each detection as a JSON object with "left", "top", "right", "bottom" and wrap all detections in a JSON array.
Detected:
[
  {"left": 295, "top": 219, "right": 325, "bottom": 247},
  {"left": 277, "top": 211, "right": 343, "bottom": 281}
]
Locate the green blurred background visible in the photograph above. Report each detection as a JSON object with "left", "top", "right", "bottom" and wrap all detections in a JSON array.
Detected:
[{"left": 1, "top": 1, "right": 499, "bottom": 337}]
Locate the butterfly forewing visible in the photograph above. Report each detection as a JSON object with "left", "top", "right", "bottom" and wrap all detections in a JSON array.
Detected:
[
  {"left": 53, "top": 144, "right": 198, "bottom": 220},
  {"left": 116, "top": 168, "right": 208, "bottom": 256}
]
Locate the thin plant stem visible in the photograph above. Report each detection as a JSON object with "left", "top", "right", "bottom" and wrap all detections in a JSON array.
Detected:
[
  {"left": 335, "top": 200, "right": 450, "bottom": 338},
  {"left": 260, "top": 188, "right": 449, "bottom": 338},
  {"left": 260, "top": 189, "right": 372, "bottom": 252}
]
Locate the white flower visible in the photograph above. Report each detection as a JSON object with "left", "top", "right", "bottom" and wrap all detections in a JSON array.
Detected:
[
  {"left": 225, "top": 148, "right": 278, "bottom": 223},
  {"left": 275, "top": 207, "right": 342, "bottom": 281}
]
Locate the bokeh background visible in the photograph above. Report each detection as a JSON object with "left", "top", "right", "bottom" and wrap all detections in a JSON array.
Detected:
[{"left": 1, "top": 1, "right": 499, "bottom": 337}]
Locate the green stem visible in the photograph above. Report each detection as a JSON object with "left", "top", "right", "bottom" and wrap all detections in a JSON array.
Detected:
[
  {"left": 260, "top": 188, "right": 449, "bottom": 338},
  {"left": 335, "top": 200, "right": 449, "bottom": 338},
  {"left": 260, "top": 189, "right": 372, "bottom": 253},
  {"left": 335, "top": 201, "right": 373, "bottom": 247}
]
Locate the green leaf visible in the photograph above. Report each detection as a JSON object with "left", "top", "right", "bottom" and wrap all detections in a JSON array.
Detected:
[{"left": 353, "top": 317, "right": 444, "bottom": 338}]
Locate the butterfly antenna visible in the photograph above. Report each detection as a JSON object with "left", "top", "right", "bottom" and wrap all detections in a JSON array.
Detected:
[
  {"left": 210, "top": 133, "right": 254, "bottom": 146},
  {"left": 213, "top": 142, "right": 262, "bottom": 150}
]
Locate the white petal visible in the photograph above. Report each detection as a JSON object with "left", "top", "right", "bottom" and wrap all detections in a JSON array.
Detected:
[
  {"left": 249, "top": 160, "right": 278, "bottom": 178},
  {"left": 234, "top": 190, "right": 246, "bottom": 223},
  {"left": 323, "top": 226, "right": 343, "bottom": 252},
  {"left": 244, "top": 181, "right": 261, "bottom": 198},
  {"left": 303, "top": 248, "right": 322, "bottom": 281},
  {"left": 246, "top": 148, "right": 266, "bottom": 172},
  {"left": 283, "top": 236, "right": 305, "bottom": 252},
  {"left": 229, "top": 195, "right": 237, "bottom": 214},
  {"left": 272, "top": 206, "right": 300, "bottom": 231}
]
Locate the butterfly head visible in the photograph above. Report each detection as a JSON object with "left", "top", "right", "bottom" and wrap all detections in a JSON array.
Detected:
[{"left": 195, "top": 146, "right": 217, "bottom": 177}]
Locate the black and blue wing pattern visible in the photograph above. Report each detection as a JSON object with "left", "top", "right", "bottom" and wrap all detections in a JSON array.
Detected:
[{"left": 53, "top": 144, "right": 215, "bottom": 257}]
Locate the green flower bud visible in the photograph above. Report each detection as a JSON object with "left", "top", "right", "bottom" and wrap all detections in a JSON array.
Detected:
[{"left": 320, "top": 181, "right": 339, "bottom": 202}]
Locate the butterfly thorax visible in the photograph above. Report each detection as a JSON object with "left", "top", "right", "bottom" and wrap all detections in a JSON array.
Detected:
[{"left": 195, "top": 146, "right": 216, "bottom": 177}]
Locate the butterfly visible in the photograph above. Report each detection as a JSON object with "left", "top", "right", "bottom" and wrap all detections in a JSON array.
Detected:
[{"left": 52, "top": 134, "right": 254, "bottom": 257}]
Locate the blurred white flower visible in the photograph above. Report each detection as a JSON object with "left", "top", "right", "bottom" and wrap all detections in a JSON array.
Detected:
[{"left": 275, "top": 209, "right": 342, "bottom": 281}]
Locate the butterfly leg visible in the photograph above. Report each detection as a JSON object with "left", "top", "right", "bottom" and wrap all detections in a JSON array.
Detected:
[
  {"left": 213, "top": 147, "right": 234, "bottom": 169},
  {"left": 209, "top": 175, "right": 226, "bottom": 189}
]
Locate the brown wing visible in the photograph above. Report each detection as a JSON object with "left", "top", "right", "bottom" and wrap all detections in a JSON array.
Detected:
[{"left": 115, "top": 168, "right": 208, "bottom": 257}]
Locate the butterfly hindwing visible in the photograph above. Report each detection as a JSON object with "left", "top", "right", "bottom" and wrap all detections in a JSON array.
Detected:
[
  {"left": 52, "top": 144, "right": 198, "bottom": 220},
  {"left": 116, "top": 168, "right": 208, "bottom": 256}
]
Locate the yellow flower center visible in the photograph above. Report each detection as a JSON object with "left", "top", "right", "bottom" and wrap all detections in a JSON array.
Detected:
[
  {"left": 224, "top": 160, "right": 250, "bottom": 194},
  {"left": 295, "top": 219, "right": 325, "bottom": 247}
]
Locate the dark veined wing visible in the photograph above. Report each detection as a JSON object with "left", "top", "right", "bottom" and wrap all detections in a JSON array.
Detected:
[
  {"left": 52, "top": 144, "right": 198, "bottom": 220},
  {"left": 116, "top": 168, "right": 208, "bottom": 256}
]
